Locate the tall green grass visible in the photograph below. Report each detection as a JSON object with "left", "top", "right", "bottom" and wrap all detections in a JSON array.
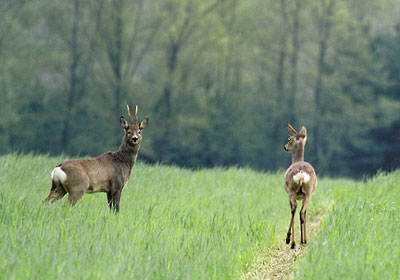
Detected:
[
  {"left": 0, "top": 154, "right": 293, "bottom": 279},
  {"left": 296, "top": 170, "right": 400, "bottom": 279},
  {"left": 6, "top": 154, "right": 393, "bottom": 279}
]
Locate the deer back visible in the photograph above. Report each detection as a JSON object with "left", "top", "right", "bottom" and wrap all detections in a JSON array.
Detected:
[{"left": 56, "top": 152, "right": 129, "bottom": 193}]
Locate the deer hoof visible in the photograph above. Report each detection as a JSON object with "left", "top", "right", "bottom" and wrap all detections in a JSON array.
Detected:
[
  {"left": 291, "top": 243, "right": 296, "bottom": 249},
  {"left": 286, "top": 234, "right": 291, "bottom": 244}
]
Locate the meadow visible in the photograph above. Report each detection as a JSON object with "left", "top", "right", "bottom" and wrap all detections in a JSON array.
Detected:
[
  {"left": 0, "top": 154, "right": 398, "bottom": 279},
  {"left": 0, "top": 154, "right": 289, "bottom": 279},
  {"left": 295, "top": 170, "right": 400, "bottom": 279}
]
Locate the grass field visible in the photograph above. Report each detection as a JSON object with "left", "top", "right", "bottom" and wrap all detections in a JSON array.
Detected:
[
  {"left": 0, "top": 154, "right": 290, "bottom": 279},
  {"left": 0, "top": 154, "right": 398, "bottom": 279},
  {"left": 295, "top": 170, "right": 400, "bottom": 279}
]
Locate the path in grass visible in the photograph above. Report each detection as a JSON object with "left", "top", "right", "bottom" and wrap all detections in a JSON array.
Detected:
[{"left": 242, "top": 208, "right": 329, "bottom": 280}]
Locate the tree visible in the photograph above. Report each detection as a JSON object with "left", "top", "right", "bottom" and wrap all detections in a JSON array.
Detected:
[
  {"left": 93, "top": 0, "right": 160, "bottom": 140},
  {"left": 152, "top": 0, "right": 228, "bottom": 163},
  {"left": 311, "top": 0, "right": 336, "bottom": 171}
]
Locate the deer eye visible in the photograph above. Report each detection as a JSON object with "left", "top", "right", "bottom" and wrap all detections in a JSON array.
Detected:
[
  {"left": 138, "top": 131, "right": 141, "bottom": 135},
  {"left": 127, "top": 131, "right": 131, "bottom": 135}
]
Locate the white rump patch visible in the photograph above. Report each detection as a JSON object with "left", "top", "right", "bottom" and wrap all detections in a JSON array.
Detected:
[
  {"left": 51, "top": 166, "right": 67, "bottom": 184},
  {"left": 293, "top": 171, "right": 310, "bottom": 184}
]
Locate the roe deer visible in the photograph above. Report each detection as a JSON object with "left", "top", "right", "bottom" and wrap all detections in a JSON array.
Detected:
[
  {"left": 283, "top": 123, "right": 317, "bottom": 248},
  {"left": 45, "top": 105, "right": 148, "bottom": 212}
]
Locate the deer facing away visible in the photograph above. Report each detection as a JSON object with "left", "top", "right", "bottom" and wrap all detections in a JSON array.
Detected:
[
  {"left": 283, "top": 123, "right": 317, "bottom": 248},
  {"left": 45, "top": 105, "right": 148, "bottom": 212}
]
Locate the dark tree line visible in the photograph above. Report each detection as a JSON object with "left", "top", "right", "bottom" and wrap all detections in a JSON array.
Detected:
[{"left": 1, "top": 0, "right": 399, "bottom": 177}]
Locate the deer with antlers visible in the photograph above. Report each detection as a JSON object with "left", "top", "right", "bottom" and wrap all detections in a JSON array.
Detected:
[
  {"left": 283, "top": 123, "right": 317, "bottom": 248},
  {"left": 45, "top": 105, "right": 148, "bottom": 212}
]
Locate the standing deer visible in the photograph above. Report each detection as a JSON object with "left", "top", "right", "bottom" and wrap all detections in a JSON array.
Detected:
[
  {"left": 45, "top": 105, "right": 148, "bottom": 212},
  {"left": 283, "top": 123, "right": 317, "bottom": 248}
]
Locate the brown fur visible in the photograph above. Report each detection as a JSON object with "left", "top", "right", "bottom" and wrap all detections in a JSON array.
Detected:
[
  {"left": 45, "top": 106, "right": 148, "bottom": 212},
  {"left": 283, "top": 123, "right": 317, "bottom": 248}
]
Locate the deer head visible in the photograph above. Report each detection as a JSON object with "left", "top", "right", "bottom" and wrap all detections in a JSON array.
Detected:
[
  {"left": 120, "top": 105, "right": 148, "bottom": 145},
  {"left": 284, "top": 123, "right": 307, "bottom": 153}
]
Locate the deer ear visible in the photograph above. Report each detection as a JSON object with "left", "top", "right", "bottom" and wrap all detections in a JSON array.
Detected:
[
  {"left": 299, "top": 125, "right": 307, "bottom": 136},
  {"left": 286, "top": 123, "right": 298, "bottom": 136},
  {"left": 120, "top": 116, "right": 129, "bottom": 129},
  {"left": 299, "top": 125, "right": 307, "bottom": 142},
  {"left": 139, "top": 118, "right": 148, "bottom": 130}
]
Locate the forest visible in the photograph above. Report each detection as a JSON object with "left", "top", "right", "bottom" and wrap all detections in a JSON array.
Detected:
[{"left": 1, "top": 0, "right": 399, "bottom": 177}]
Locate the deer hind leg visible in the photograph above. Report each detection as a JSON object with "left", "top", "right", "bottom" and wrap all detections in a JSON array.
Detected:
[
  {"left": 300, "top": 196, "right": 311, "bottom": 245},
  {"left": 66, "top": 173, "right": 89, "bottom": 206},
  {"left": 286, "top": 199, "right": 297, "bottom": 249},
  {"left": 45, "top": 181, "right": 67, "bottom": 203},
  {"left": 68, "top": 188, "right": 86, "bottom": 206}
]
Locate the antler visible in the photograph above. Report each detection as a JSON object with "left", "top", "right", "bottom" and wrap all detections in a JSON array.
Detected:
[
  {"left": 126, "top": 105, "right": 134, "bottom": 124},
  {"left": 126, "top": 105, "right": 139, "bottom": 125}
]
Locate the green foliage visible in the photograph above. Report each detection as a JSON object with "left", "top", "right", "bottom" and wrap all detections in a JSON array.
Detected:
[{"left": 0, "top": 0, "right": 399, "bottom": 177}]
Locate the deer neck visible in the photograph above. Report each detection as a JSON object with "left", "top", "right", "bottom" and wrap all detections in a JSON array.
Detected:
[
  {"left": 116, "top": 139, "right": 140, "bottom": 167},
  {"left": 292, "top": 144, "right": 304, "bottom": 164}
]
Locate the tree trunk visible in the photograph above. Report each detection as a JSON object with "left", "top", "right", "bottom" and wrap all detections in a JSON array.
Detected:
[
  {"left": 288, "top": 0, "right": 301, "bottom": 124},
  {"left": 313, "top": 0, "right": 335, "bottom": 170},
  {"left": 111, "top": 0, "right": 123, "bottom": 117},
  {"left": 152, "top": 1, "right": 225, "bottom": 162},
  {"left": 152, "top": 42, "right": 179, "bottom": 160},
  {"left": 61, "top": 0, "right": 80, "bottom": 152},
  {"left": 272, "top": 0, "right": 289, "bottom": 167}
]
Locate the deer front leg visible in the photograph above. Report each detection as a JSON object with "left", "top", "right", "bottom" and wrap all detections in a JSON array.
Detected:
[
  {"left": 286, "top": 199, "right": 297, "bottom": 249},
  {"left": 110, "top": 178, "right": 124, "bottom": 213},
  {"left": 112, "top": 190, "right": 121, "bottom": 213},
  {"left": 107, "top": 192, "right": 113, "bottom": 209},
  {"left": 300, "top": 196, "right": 311, "bottom": 245}
]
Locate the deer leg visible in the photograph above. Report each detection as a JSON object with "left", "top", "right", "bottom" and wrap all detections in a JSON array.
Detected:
[
  {"left": 68, "top": 190, "right": 85, "bottom": 206},
  {"left": 111, "top": 190, "right": 121, "bottom": 213},
  {"left": 286, "top": 199, "right": 297, "bottom": 249},
  {"left": 110, "top": 178, "right": 124, "bottom": 213},
  {"left": 45, "top": 181, "right": 67, "bottom": 203},
  {"left": 107, "top": 192, "right": 113, "bottom": 209},
  {"left": 302, "top": 209, "right": 307, "bottom": 244},
  {"left": 67, "top": 181, "right": 88, "bottom": 206},
  {"left": 300, "top": 209, "right": 304, "bottom": 245},
  {"left": 46, "top": 189, "right": 67, "bottom": 203},
  {"left": 300, "top": 196, "right": 311, "bottom": 244}
]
